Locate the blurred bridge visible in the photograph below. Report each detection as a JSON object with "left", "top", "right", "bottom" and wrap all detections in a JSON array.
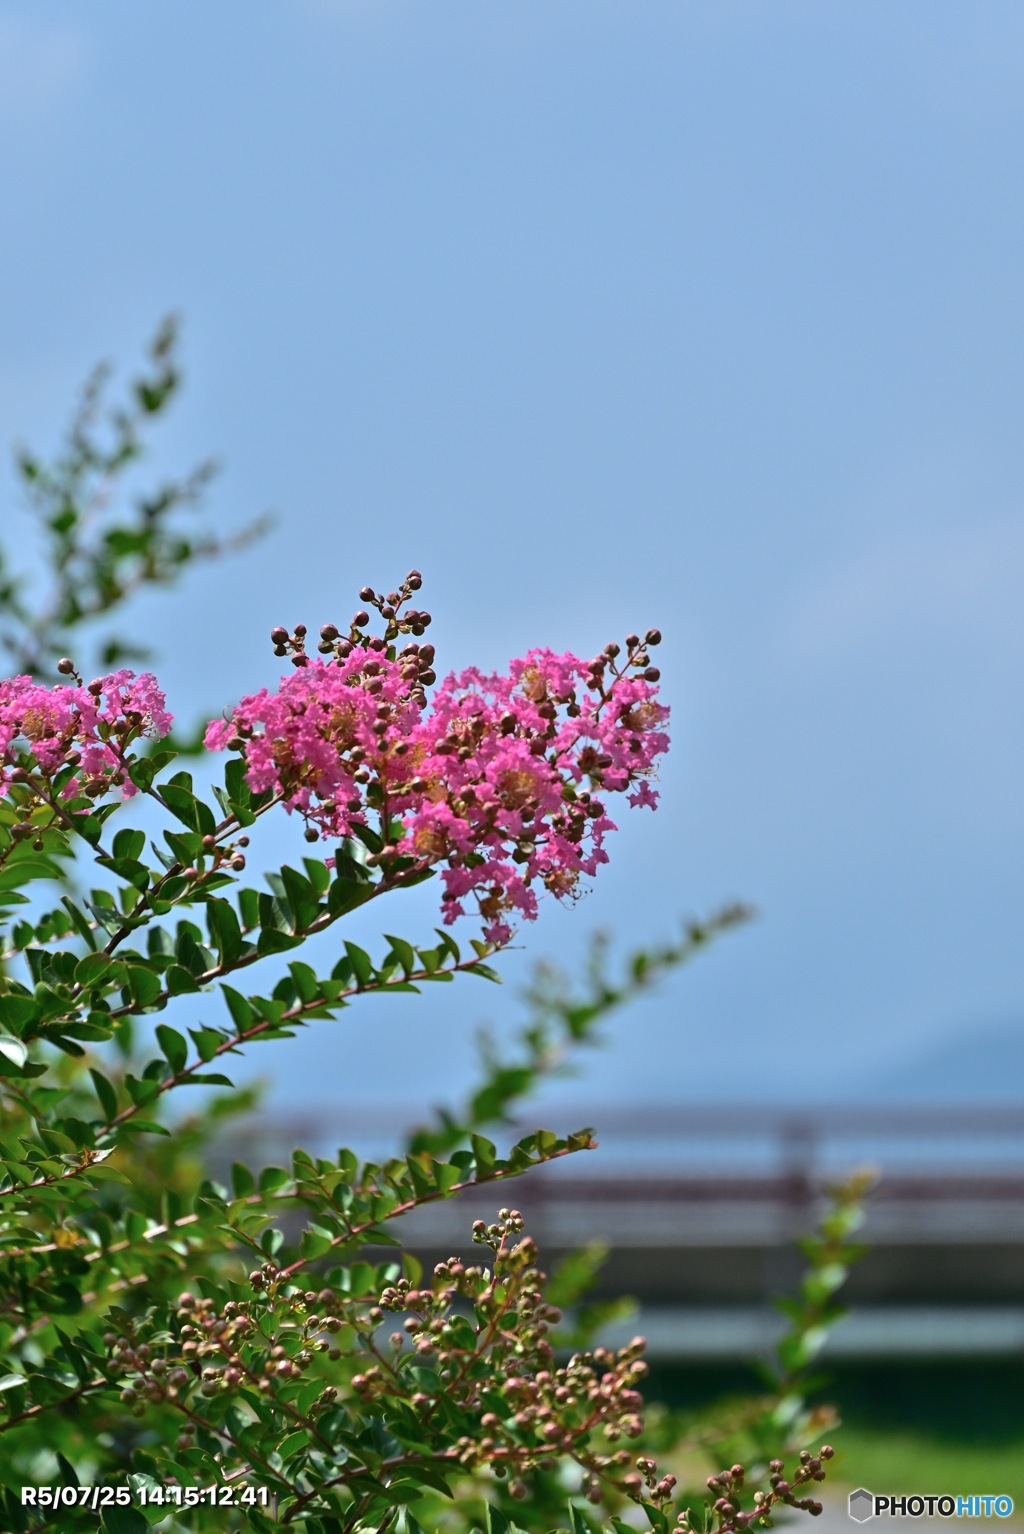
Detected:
[{"left": 221, "top": 1103, "right": 1024, "bottom": 1361}]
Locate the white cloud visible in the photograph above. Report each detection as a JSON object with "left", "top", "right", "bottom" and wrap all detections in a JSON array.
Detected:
[{"left": 0, "top": 13, "right": 89, "bottom": 121}]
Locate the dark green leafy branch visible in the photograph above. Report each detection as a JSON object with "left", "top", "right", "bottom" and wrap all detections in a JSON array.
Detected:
[
  {"left": 648, "top": 1170, "right": 875, "bottom": 1495},
  {"left": 3, "top": 317, "right": 271, "bottom": 683},
  {"left": 0, "top": 750, "right": 858, "bottom": 1534},
  {"left": 0, "top": 723, "right": 858, "bottom": 1534},
  {"left": 407, "top": 907, "right": 752, "bottom": 1158}
]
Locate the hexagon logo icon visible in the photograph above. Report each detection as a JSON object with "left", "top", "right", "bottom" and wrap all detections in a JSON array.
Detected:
[{"left": 848, "top": 1489, "right": 875, "bottom": 1522}]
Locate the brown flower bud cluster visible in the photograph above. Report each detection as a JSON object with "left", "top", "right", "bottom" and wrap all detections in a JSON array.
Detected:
[
  {"left": 98, "top": 1214, "right": 696, "bottom": 1516},
  {"left": 667, "top": 1447, "right": 834, "bottom": 1534},
  {"left": 103, "top": 1278, "right": 352, "bottom": 1429},
  {"left": 349, "top": 1210, "right": 654, "bottom": 1502},
  {"left": 269, "top": 570, "right": 432, "bottom": 679}
]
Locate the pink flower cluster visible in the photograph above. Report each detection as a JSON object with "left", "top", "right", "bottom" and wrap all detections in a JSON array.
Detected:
[
  {"left": 206, "top": 625, "right": 668, "bottom": 942},
  {"left": 0, "top": 670, "right": 173, "bottom": 799}
]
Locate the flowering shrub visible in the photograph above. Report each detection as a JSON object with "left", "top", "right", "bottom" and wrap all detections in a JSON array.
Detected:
[
  {"left": 204, "top": 575, "right": 668, "bottom": 942},
  {"left": 0, "top": 668, "right": 173, "bottom": 802},
  {"left": 0, "top": 330, "right": 862, "bottom": 1533}
]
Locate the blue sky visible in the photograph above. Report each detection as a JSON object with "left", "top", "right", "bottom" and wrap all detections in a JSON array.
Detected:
[{"left": 1, "top": 2, "right": 1022, "bottom": 1115}]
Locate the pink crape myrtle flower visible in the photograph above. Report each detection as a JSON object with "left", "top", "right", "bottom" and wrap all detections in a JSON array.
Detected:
[
  {"left": 207, "top": 582, "right": 668, "bottom": 941},
  {"left": 0, "top": 668, "right": 173, "bottom": 800}
]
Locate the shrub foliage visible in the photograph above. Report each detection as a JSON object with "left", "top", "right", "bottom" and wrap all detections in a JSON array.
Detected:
[{"left": 0, "top": 327, "right": 866, "bottom": 1533}]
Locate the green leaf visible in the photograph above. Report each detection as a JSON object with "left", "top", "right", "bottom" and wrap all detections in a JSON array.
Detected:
[
  {"left": 55, "top": 1327, "right": 92, "bottom": 1385},
  {"left": 54, "top": 1450, "right": 80, "bottom": 1487},
  {"left": 0, "top": 853, "right": 63, "bottom": 891},
  {"left": 471, "top": 1134, "right": 497, "bottom": 1178},
  {"left": 155, "top": 1024, "right": 188, "bottom": 1074},
  {"left": 288, "top": 960, "right": 320, "bottom": 1004},
  {"left": 231, "top": 1162, "right": 255, "bottom": 1197},
  {"left": 344, "top": 942, "right": 373, "bottom": 988},
  {"left": 351, "top": 822, "right": 383, "bottom": 854},
  {"left": 126, "top": 965, "right": 163, "bottom": 1008},
  {"left": 300, "top": 1227, "right": 334, "bottom": 1260},
  {"left": 96, "top": 854, "right": 150, "bottom": 891},
  {"left": 277, "top": 1428, "right": 308, "bottom": 1462},
  {"left": 435, "top": 927, "right": 460, "bottom": 964},
  {"left": 0, "top": 1373, "right": 26, "bottom": 1391},
  {"left": 0, "top": 994, "right": 41, "bottom": 1033},
  {"left": 328, "top": 876, "right": 369, "bottom": 917},
  {"left": 112, "top": 827, "right": 146, "bottom": 861},
  {"left": 258, "top": 1166, "right": 290, "bottom": 1194},
  {"left": 164, "top": 828, "right": 202, "bottom": 865},
  {"left": 89, "top": 1068, "right": 118, "bottom": 1120},
  {"left": 385, "top": 934, "right": 417, "bottom": 976},
  {"left": 434, "top": 1161, "right": 462, "bottom": 1195},
  {"left": 463, "top": 962, "right": 502, "bottom": 982},
  {"left": 257, "top": 924, "right": 301, "bottom": 957},
  {"left": 220, "top": 985, "right": 254, "bottom": 1032},
  {"left": 126, "top": 1074, "right": 161, "bottom": 1108},
  {"left": 223, "top": 755, "right": 251, "bottom": 810},
  {"left": 160, "top": 771, "right": 216, "bottom": 835},
  {"left": 102, "top": 1505, "right": 149, "bottom": 1534},
  {"left": 61, "top": 895, "right": 99, "bottom": 951},
  {"left": 237, "top": 885, "right": 259, "bottom": 930},
  {"left": 279, "top": 865, "right": 320, "bottom": 929},
  {"left": 165, "top": 964, "right": 201, "bottom": 995},
  {"left": 206, "top": 897, "right": 243, "bottom": 964},
  {"left": 188, "top": 1027, "right": 222, "bottom": 1063},
  {"left": 302, "top": 856, "right": 331, "bottom": 895},
  {"left": 127, "top": 757, "right": 156, "bottom": 793},
  {"left": 0, "top": 1034, "right": 27, "bottom": 1068}
]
